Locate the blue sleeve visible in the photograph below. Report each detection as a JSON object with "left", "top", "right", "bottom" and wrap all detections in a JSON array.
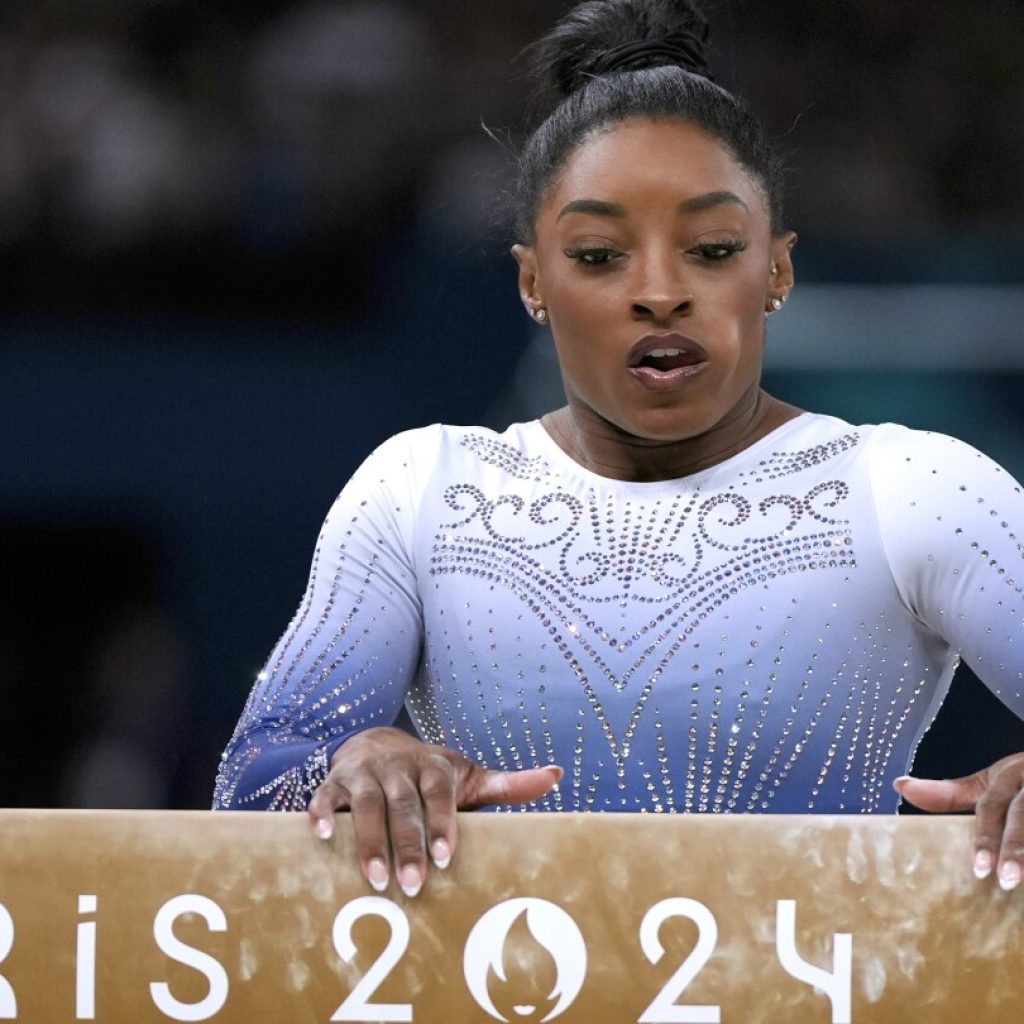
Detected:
[{"left": 213, "top": 432, "right": 428, "bottom": 810}]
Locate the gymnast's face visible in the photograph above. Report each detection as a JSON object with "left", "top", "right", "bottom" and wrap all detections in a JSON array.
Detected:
[{"left": 514, "top": 117, "right": 795, "bottom": 448}]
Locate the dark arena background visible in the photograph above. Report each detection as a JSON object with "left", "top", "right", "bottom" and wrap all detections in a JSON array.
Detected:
[{"left": 1, "top": 0, "right": 1023, "bottom": 809}]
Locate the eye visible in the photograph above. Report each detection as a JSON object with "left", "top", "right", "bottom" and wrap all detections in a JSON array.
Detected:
[
  {"left": 563, "top": 246, "right": 621, "bottom": 267},
  {"left": 690, "top": 239, "right": 747, "bottom": 261}
]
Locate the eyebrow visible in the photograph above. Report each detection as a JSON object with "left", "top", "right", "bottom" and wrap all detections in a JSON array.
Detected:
[
  {"left": 679, "top": 190, "right": 749, "bottom": 213},
  {"left": 556, "top": 190, "right": 749, "bottom": 220},
  {"left": 556, "top": 198, "right": 626, "bottom": 220}
]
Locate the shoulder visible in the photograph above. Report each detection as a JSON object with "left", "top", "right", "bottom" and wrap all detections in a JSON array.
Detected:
[
  {"left": 786, "top": 415, "right": 1002, "bottom": 479},
  {"left": 353, "top": 420, "right": 552, "bottom": 486},
  {"left": 864, "top": 423, "right": 1015, "bottom": 485},
  {"left": 755, "top": 416, "right": 1023, "bottom": 526},
  {"left": 862, "top": 424, "right": 1024, "bottom": 553}
]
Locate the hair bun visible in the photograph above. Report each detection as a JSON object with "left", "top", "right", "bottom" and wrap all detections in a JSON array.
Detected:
[{"left": 535, "top": 0, "right": 712, "bottom": 98}]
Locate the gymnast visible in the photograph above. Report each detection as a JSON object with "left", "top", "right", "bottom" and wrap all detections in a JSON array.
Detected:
[{"left": 215, "top": 0, "right": 1024, "bottom": 900}]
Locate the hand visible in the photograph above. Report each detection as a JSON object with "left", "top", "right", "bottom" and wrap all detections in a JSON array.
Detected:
[
  {"left": 307, "top": 727, "right": 563, "bottom": 897},
  {"left": 893, "top": 752, "right": 1024, "bottom": 891}
]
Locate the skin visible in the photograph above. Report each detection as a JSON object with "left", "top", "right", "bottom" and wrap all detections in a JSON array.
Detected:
[
  {"left": 512, "top": 118, "right": 798, "bottom": 480},
  {"left": 896, "top": 760, "right": 1024, "bottom": 890},
  {"left": 308, "top": 728, "right": 562, "bottom": 896},
  {"left": 309, "top": 115, "right": 1024, "bottom": 894}
]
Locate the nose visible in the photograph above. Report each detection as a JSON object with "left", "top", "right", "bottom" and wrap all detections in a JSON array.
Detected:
[{"left": 630, "top": 252, "right": 692, "bottom": 322}]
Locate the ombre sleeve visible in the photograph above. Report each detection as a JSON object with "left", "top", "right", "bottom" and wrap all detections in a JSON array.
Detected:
[
  {"left": 213, "top": 429, "right": 438, "bottom": 810},
  {"left": 869, "top": 425, "right": 1024, "bottom": 720}
]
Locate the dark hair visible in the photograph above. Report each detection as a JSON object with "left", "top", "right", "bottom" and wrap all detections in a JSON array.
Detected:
[{"left": 513, "top": 0, "right": 785, "bottom": 242}]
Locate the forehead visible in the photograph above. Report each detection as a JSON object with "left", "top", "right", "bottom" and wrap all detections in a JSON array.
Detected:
[{"left": 541, "top": 117, "right": 766, "bottom": 220}]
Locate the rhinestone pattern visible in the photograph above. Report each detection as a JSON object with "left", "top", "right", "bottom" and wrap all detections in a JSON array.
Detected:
[{"left": 214, "top": 417, "right": 1024, "bottom": 815}]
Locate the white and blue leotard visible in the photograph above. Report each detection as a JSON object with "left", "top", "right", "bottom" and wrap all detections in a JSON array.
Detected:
[{"left": 214, "top": 413, "right": 1024, "bottom": 814}]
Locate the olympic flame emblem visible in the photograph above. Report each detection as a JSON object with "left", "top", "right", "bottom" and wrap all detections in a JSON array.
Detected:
[{"left": 463, "top": 898, "right": 587, "bottom": 1022}]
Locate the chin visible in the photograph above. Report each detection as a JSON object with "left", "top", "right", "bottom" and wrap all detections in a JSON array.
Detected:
[{"left": 615, "top": 409, "right": 713, "bottom": 444}]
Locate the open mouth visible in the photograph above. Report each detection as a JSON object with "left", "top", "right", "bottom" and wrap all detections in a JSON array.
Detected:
[
  {"left": 635, "top": 347, "right": 704, "bottom": 372},
  {"left": 627, "top": 334, "right": 709, "bottom": 388}
]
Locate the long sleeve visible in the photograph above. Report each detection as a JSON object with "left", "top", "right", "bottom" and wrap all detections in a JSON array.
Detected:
[
  {"left": 214, "top": 414, "right": 1024, "bottom": 816},
  {"left": 869, "top": 425, "right": 1024, "bottom": 719},
  {"left": 213, "top": 430, "right": 433, "bottom": 810}
]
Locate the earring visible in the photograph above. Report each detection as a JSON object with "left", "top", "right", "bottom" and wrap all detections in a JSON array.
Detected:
[
  {"left": 770, "top": 263, "right": 778, "bottom": 274},
  {"left": 766, "top": 297, "right": 783, "bottom": 313},
  {"left": 533, "top": 308, "right": 548, "bottom": 323}
]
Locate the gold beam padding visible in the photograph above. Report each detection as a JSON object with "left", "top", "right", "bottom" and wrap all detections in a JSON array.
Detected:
[{"left": 0, "top": 810, "right": 1019, "bottom": 1022}]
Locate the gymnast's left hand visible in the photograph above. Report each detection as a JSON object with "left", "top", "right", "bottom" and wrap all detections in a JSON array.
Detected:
[{"left": 894, "top": 751, "right": 1024, "bottom": 891}]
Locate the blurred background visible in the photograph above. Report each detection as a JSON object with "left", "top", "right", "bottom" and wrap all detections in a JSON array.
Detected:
[{"left": 2, "top": 0, "right": 1022, "bottom": 809}]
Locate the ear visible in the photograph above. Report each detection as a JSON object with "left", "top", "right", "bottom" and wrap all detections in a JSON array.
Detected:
[
  {"left": 511, "top": 243, "right": 542, "bottom": 309},
  {"left": 769, "top": 230, "right": 797, "bottom": 293}
]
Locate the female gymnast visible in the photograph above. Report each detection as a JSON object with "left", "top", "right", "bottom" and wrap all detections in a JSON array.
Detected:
[{"left": 215, "top": 0, "right": 1024, "bottom": 900}]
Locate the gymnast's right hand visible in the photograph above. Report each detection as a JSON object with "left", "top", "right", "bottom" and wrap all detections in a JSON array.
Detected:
[{"left": 307, "top": 726, "right": 563, "bottom": 896}]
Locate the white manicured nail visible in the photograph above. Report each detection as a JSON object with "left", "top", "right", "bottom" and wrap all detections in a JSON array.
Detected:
[
  {"left": 399, "top": 865, "right": 422, "bottom": 898},
  {"left": 998, "top": 861, "right": 1020, "bottom": 892},
  {"left": 431, "top": 838, "right": 451, "bottom": 870},
  {"left": 367, "top": 858, "right": 389, "bottom": 892},
  {"left": 973, "top": 849, "right": 993, "bottom": 879}
]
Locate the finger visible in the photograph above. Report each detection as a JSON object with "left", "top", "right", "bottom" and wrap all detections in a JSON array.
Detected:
[
  {"left": 308, "top": 774, "right": 353, "bottom": 840},
  {"left": 989, "top": 767, "right": 1024, "bottom": 890},
  {"left": 970, "top": 760, "right": 1024, "bottom": 883},
  {"left": 417, "top": 754, "right": 458, "bottom": 870},
  {"left": 997, "top": 791, "right": 1024, "bottom": 891},
  {"left": 460, "top": 764, "right": 564, "bottom": 810},
  {"left": 892, "top": 772, "right": 987, "bottom": 814},
  {"left": 348, "top": 780, "right": 391, "bottom": 892},
  {"left": 382, "top": 778, "right": 429, "bottom": 898},
  {"left": 972, "top": 790, "right": 1009, "bottom": 882}
]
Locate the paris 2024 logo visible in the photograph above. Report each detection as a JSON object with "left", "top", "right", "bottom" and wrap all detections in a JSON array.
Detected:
[{"left": 463, "top": 898, "right": 587, "bottom": 1022}]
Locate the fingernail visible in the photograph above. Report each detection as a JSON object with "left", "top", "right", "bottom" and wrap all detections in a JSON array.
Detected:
[
  {"left": 367, "top": 858, "right": 389, "bottom": 892},
  {"left": 431, "top": 838, "right": 451, "bottom": 870},
  {"left": 314, "top": 817, "right": 333, "bottom": 840},
  {"left": 398, "top": 865, "right": 422, "bottom": 898},
  {"left": 973, "top": 849, "right": 993, "bottom": 879},
  {"left": 998, "top": 860, "right": 1020, "bottom": 892},
  {"left": 892, "top": 774, "right": 911, "bottom": 791}
]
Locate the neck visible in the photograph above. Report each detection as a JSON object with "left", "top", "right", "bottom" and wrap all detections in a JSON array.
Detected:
[{"left": 542, "top": 389, "right": 802, "bottom": 482}]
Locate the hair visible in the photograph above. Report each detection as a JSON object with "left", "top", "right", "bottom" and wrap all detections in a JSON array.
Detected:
[{"left": 513, "top": 0, "right": 785, "bottom": 243}]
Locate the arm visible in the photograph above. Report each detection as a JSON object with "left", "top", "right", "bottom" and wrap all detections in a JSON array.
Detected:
[
  {"left": 869, "top": 426, "right": 1024, "bottom": 889},
  {"left": 213, "top": 433, "right": 427, "bottom": 811},
  {"left": 215, "top": 428, "right": 562, "bottom": 894}
]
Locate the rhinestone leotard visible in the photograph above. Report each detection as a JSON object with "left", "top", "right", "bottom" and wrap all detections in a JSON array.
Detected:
[{"left": 214, "top": 413, "right": 1024, "bottom": 814}]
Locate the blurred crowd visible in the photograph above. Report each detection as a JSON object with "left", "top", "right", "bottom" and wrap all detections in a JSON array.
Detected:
[
  {"left": 0, "top": 0, "right": 1022, "bottom": 317},
  {"left": 2, "top": 1, "right": 1023, "bottom": 810}
]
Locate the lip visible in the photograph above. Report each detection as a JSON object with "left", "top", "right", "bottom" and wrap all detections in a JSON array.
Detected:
[
  {"left": 627, "top": 332, "right": 709, "bottom": 391},
  {"left": 627, "top": 332, "right": 709, "bottom": 367}
]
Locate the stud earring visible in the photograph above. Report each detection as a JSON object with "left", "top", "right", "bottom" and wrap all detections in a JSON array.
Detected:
[
  {"left": 767, "top": 297, "right": 783, "bottom": 313},
  {"left": 771, "top": 263, "right": 778, "bottom": 274},
  {"left": 533, "top": 308, "right": 548, "bottom": 323}
]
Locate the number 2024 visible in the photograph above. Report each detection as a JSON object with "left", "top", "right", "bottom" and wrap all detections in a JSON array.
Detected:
[{"left": 331, "top": 895, "right": 852, "bottom": 1024}]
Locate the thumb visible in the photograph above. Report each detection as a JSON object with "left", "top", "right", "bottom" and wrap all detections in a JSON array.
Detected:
[
  {"left": 459, "top": 764, "right": 564, "bottom": 810},
  {"left": 893, "top": 771, "right": 986, "bottom": 813}
]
